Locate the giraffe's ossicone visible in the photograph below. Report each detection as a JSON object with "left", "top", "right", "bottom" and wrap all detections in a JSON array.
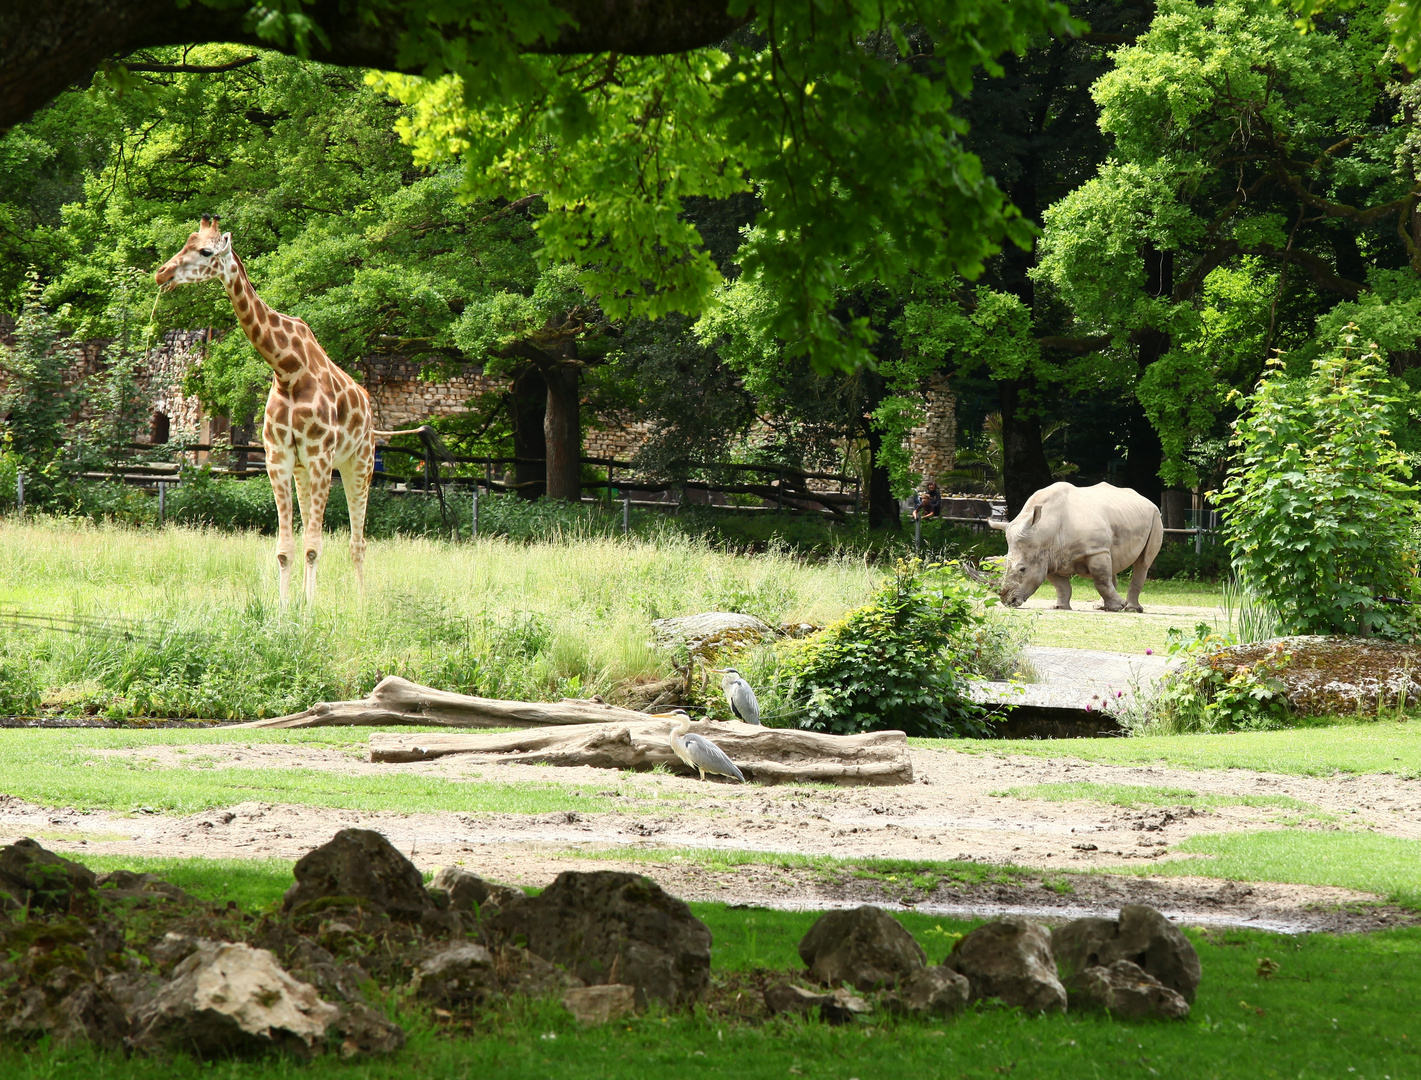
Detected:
[{"left": 156, "top": 214, "right": 381, "bottom": 605}]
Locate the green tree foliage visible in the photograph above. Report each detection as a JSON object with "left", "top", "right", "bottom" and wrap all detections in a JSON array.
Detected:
[
  {"left": 0, "top": 278, "right": 78, "bottom": 485},
  {"left": 1220, "top": 329, "right": 1418, "bottom": 637},
  {"left": 0, "top": 50, "right": 545, "bottom": 426},
  {"left": 370, "top": 0, "right": 1078, "bottom": 374},
  {"left": 1034, "top": 0, "right": 1414, "bottom": 488},
  {"left": 776, "top": 561, "right": 992, "bottom": 738}
]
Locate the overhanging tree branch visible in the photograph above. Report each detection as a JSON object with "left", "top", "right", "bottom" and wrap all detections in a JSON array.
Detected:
[
  {"left": 117, "top": 54, "right": 260, "bottom": 74},
  {"left": 0, "top": 0, "right": 750, "bottom": 133}
]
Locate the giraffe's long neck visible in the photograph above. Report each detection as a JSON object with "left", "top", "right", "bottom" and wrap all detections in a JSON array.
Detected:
[{"left": 218, "top": 253, "right": 301, "bottom": 386}]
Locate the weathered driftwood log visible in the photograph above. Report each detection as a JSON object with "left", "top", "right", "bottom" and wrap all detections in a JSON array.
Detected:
[
  {"left": 368, "top": 720, "right": 913, "bottom": 787},
  {"left": 234, "top": 676, "right": 654, "bottom": 729}
]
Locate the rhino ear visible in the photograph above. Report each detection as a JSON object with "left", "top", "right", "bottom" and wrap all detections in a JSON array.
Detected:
[{"left": 1030, "top": 504, "right": 1042, "bottom": 527}]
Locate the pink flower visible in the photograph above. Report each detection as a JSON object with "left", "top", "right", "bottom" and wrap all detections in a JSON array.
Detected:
[
  {"left": 1085, "top": 703, "right": 1094, "bottom": 712},
  {"left": 1145, "top": 648, "right": 1154, "bottom": 655}
]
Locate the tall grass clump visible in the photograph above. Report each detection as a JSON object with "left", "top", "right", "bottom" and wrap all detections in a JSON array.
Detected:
[{"left": 0, "top": 518, "right": 881, "bottom": 719}]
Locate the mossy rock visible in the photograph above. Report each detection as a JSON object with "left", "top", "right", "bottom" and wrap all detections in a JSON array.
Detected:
[{"left": 1202, "top": 636, "right": 1421, "bottom": 715}]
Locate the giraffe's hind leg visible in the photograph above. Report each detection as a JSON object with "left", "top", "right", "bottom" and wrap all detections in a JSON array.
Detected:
[{"left": 341, "top": 450, "right": 373, "bottom": 592}]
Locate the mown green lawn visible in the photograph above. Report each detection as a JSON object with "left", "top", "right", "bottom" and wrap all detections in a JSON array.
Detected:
[
  {"left": 1143, "top": 830, "right": 1421, "bottom": 909},
  {"left": 2, "top": 857, "right": 1415, "bottom": 1080},
  {"left": 0, "top": 727, "right": 636, "bottom": 815},
  {"left": 916, "top": 717, "right": 1421, "bottom": 778}
]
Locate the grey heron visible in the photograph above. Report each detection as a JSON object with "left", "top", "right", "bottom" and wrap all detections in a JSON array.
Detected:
[
  {"left": 716, "top": 668, "right": 762, "bottom": 725},
  {"left": 663, "top": 710, "right": 745, "bottom": 782}
]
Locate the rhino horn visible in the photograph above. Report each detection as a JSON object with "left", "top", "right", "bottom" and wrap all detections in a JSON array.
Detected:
[
  {"left": 987, "top": 518, "right": 1007, "bottom": 531},
  {"left": 961, "top": 563, "right": 994, "bottom": 585}
]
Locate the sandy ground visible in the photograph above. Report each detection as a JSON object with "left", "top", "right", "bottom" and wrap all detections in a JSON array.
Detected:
[{"left": 3, "top": 739, "right": 1417, "bottom": 933}]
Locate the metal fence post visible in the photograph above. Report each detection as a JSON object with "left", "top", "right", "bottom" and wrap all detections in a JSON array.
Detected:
[
  {"left": 623, "top": 492, "right": 630, "bottom": 535},
  {"left": 471, "top": 485, "right": 479, "bottom": 538},
  {"left": 15, "top": 471, "right": 22, "bottom": 515},
  {"left": 914, "top": 514, "right": 921, "bottom": 552},
  {"left": 157, "top": 481, "right": 166, "bottom": 527}
]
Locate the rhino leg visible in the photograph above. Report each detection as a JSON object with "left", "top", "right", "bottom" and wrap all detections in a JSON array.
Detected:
[
  {"left": 1046, "top": 572, "right": 1073, "bottom": 610},
  {"left": 1123, "top": 555, "right": 1150, "bottom": 613},
  {"left": 1086, "top": 554, "right": 1127, "bottom": 611}
]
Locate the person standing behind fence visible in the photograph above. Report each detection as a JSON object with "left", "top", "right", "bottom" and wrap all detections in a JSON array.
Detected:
[{"left": 912, "top": 480, "right": 942, "bottom": 521}]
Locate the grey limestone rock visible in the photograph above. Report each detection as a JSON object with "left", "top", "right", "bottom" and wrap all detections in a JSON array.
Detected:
[
  {"left": 1052, "top": 905, "right": 1201, "bottom": 1004},
  {"left": 489, "top": 870, "right": 710, "bottom": 1008},
  {"left": 798, "top": 905, "right": 927, "bottom": 991},
  {"left": 409, "top": 943, "right": 497, "bottom": 1006},
  {"left": 1065, "top": 959, "right": 1190, "bottom": 1020},
  {"left": 563, "top": 984, "right": 637, "bottom": 1025},
  {"left": 129, "top": 942, "right": 340, "bottom": 1058},
  {"left": 282, "top": 829, "right": 431, "bottom": 921},
  {"left": 0, "top": 838, "right": 95, "bottom": 912},
  {"left": 429, "top": 866, "right": 524, "bottom": 915},
  {"left": 887, "top": 965, "right": 971, "bottom": 1018},
  {"left": 943, "top": 917, "right": 1066, "bottom": 1014}
]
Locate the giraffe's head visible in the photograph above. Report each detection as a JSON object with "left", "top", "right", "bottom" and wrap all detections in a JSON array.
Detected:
[{"left": 155, "top": 214, "right": 233, "bottom": 291}]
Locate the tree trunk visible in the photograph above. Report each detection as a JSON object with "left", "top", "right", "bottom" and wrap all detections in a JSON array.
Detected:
[
  {"left": 367, "top": 724, "right": 914, "bottom": 787},
  {"left": 543, "top": 362, "right": 583, "bottom": 502},
  {"left": 1121, "top": 396, "right": 1165, "bottom": 506},
  {"left": 509, "top": 367, "right": 546, "bottom": 500},
  {"left": 998, "top": 379, "right": 1054, "bottom": 519},
  {"left": 1122, "top": 245, "right": 1173, "bottom": 506},
  {"left": 865, "top": 420, "right": 900, "bottom": 530}
]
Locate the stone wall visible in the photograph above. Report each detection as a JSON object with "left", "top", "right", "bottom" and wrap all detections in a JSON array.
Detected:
[
  {"left": 906, "top": 371, "right": 956, "bottom": 488},
  {"left": 0, "top": 319, "right": 958, "bottom": 486},
  {"left": 0, "top": 319, "right": 206, "bottom": 448},
  {"left": 357, "top": 356, "right": 503, "bottom": 430}
]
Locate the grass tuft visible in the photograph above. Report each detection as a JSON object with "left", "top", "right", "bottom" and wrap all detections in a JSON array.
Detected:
[
  {"left": 990, "top": 781, "right": 1320, "bottom": 813},
  {"left": 1141, "top": 830, "right": 1421, "bottom": 911}
]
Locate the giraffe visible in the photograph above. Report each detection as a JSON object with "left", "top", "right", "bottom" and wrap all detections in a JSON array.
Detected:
[{"left": 155, "top": 214, "right": 414, "bottom": 604}]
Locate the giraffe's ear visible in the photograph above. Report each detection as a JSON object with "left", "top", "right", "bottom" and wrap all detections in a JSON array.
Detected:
[{"left": 214, "top": 232, "right": 233, "bottom": 254}]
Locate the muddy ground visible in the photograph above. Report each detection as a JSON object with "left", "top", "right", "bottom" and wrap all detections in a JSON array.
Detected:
[{"left": 2, "top": 739, "right": 1417, "bottom": 934}]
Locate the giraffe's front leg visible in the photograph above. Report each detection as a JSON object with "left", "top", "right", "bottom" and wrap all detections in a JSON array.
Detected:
[
  {"left": 266, "top": 455, "right": 296, "bottom": 607},
  {"left": 302, "top": 459, "right": 334, "bottom": 605}
]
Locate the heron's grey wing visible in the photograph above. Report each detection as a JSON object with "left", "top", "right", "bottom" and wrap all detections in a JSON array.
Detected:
[
  {"left": 732, "top": 682, "right": 762, "bottom": 725},
  {"left": 682, "top": 733, "right": 745, "bottom": 782}
]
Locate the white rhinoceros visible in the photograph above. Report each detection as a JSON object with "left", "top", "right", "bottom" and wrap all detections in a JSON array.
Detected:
[{"left": 989, "top": 482, "right": 1163, "bottom": 612}]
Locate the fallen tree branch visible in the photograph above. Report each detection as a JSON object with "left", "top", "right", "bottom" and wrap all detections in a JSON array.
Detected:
[
  {"left": 367, "top": 721, "right": 914, "bottom": 787},
  {"left": 234, "top": 676, "right": 654, "bottom": 729}
]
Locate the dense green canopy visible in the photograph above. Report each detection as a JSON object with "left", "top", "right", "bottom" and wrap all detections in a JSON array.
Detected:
[{"left": 6, "top": 0, "right": 1421, "bottom": 515}]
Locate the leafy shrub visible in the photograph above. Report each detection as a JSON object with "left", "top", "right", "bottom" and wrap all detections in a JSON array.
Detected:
[
  {"left": 774, "top": 560, "right": 993, "bottom": 738},
  {"left": 1150, "top": 623, "right": 1293, "bottom": 733},
  {"left": 0, "top": 647, "right": 43, "bottom": 715},
  {"left": 1220, "top": 331, "right": 1419, "bottom": 637},
  {"left": 167, "top": 470, "right": 280, "bottom": 531}
]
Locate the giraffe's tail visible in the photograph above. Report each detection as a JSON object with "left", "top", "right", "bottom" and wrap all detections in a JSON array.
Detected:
[
  {"left": 373, "top": 425, "right": 430, "bottom": 439},
  {"left": 374, "top": 424, "right": 457, "bottom": 462}
]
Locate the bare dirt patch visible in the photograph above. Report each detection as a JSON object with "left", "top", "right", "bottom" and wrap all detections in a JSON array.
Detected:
[{"left": 4, "top": 739, "right": 1419, "bottom": 932}]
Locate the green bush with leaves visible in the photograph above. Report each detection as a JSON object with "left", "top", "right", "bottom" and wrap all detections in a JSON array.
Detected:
[
  {"left": 774, "top": 561, "right": 993, "bottom": 738},
  {"left": 1220, "top": 330, "right": 1419, "bottom": 638},
  {"left": 1150, "top": 624, "right": 1293, "bottom": 734}
]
